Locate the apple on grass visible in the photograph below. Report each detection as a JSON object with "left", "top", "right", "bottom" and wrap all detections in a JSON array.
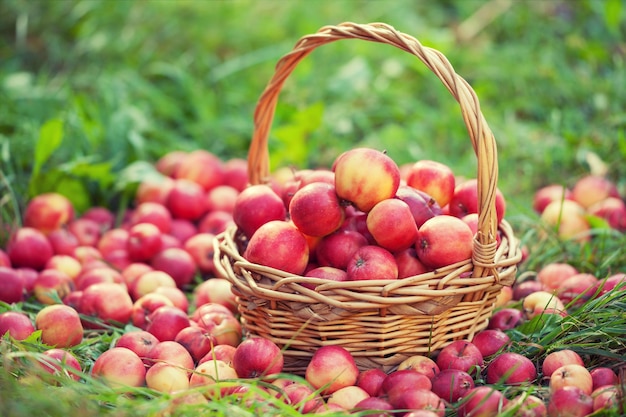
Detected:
[
  {"left": 547, "top": 386, "right": 593, "bottom": 417},
  {"left": 35, "top": 304, "right": 84, "bottom": 348},
  {"left": 0, "top": 266, "right": 25, "bottom": 304},
  {"left": 91, "top": 347, "right": 146, "bottom": 388},
  {"left": 6, "top": 227, "right": 54, "bottom": 270},
  {"left": 0, "top": 311, "right": 35, "bottom": 340},
  {"left": 435, "top": 340, "right": 484, "bottom": 376},
  {"left": 366, "top": 198, "right": 418, "bottom": 252},
  {"left": 486, "top": 352, "right": 537, "bottom": 385},
  {"left": 232, "top": 184, "right": 287, "bottom": 239},
  {"left": 415, "top": 215, "right": 474, "bottom": 269},
  {"left": 23, "top": 192, "right": 75, "bottom": 235},
  {"left": 430, "top": 368, "right": 475, "bottom": 404},
  {"left": 332, "top": 147, "right": 401, "bottom": 213},
  {"left": 346, "top": 245, "right": 398, "bottom": 281},
  {"left": 405, "top": 159, "right": 456, "bottom": 209},
  {"left": 305, "top": 345, "right": 359, "bottom": 395},
  {"left": 288, "top": 182, "right": 345, "bottom": 237}
]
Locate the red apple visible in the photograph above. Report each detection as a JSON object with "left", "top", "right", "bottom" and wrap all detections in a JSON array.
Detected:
[
  {"left": 547, "top": 386, "right": 593, "bottom": 417},
  {"left": 129, "top": 202, "right": 172, "bottom": 234},
  {"left": 166, "top": 178, "right": 207, "bottom": 221},
  {"left": 91, "top": 347, "right": 146, "bottom": 388},
  {"left": 173, "top": 149, "right": 225, "bottom": 192},
  {"left": 405, "top": 159, "right": 455, "bottom": 208},
  {"left": 346, "top": 245, "right": 398, "bottom": 281},
  {"left": 0, "top": 311, "right": 35, "bottom": 340},
  {"left": 23, "top": 192, "right": 75, "bottom": 234},
  {"left": 430, "top": 368, "right": 475, "bottom": 404},
  {"left": 550, "top": 364, "right": 593, "bottom": 395},
  {"left": 366, "top": 198, "right": 418, "bottom": 252},
  {"left": 315, "top": 230, "right": 368, "bottom": 270},
  {"left": 395, "top": 185, "right": 443, "bottom": 228},
  {"left": 243, "top": 220, "right": 309, "bottom": 275},
  {"left": 458, "top": 386, "right": 508, "bottom": 417},
  {"left": 415, "top": 215, "right": 474, "bottom": 269},
  {"left": 289, "top": 182, "right": 345, "bottom": 237},
  {"left": 333, "top": 147, "right": 401, "bottom": 213},
  {"left": 435, "top": 340, "right": 484, "bottom": 375},
  {"left": 305, "top": 345, "right": 359, "bottom": 395},
  {"left": 151, "top": 247, "right": 197, "bottom": 288},
  {"left": 232, "top": 337, "right": 284, "bottom": 379},
  {"left": 145, "top": 305, "right": 190, "bottom": 342},
  {"left": 533, "top": 184, "right": 572, "bottom": 214},
  {"left": 6, "top": 227, "right": 54, "bottom": 270},
  {"left": 0, "top": 266, "right": 24, "bottom": 304},
  {"left": 471, "top": 329, "right": 510, "bottom": 357},
  {"left": 486, "top": 352, "right": 537, "bottom": 385},
  {"left": 570, "top": 175, "right": 619, "bottom": 209}
]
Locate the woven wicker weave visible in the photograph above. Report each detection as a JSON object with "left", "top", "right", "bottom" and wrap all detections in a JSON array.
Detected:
[{"left": 214, "top": 22, "right": 522, "bottom": 374}]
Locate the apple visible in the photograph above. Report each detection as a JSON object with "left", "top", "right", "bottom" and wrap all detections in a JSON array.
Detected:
[
  {"left": 197, "top": 210, "right": 235, "bottom": 235},
  {"left": 233, "top": 184, "right": 287, "bottom": 238},
  {"left": 397, "top": 355, "right": 440, "bottom": 379},
  {"left": 588, "top": 196, "right": 626, "bottom": 231},
  {"left": 415, "top": 215, "right": 474, "bottom": 269},
  {"left": 356, "top": 367, "right": 387, "bottom": 397},
  {"left": 547, "top": 386, "right": 593, "bottom": 417},
  {"left": 35, "top": 304, "right": 84, "bottom": 348},
  {"left": 23, "top": 193, "right": 75, "bottom": 234},
  {"left": 523, "top": 291, "right": 566, "bottom": 319},
  {"left": 193, "top": 278, "right": 237, "bottom": 313},
  {"left": 174, "top": 325, "right": 216, "bottom": 364},
  {"left": 199, "top": 344, "right": 238, "bottom": 366},
  {"left": 430, "top": 368, "right": 475, "bottom": 404},
  {"left": 405, "top": 159, "right": 456, "bottom": 208},
  {"left": 6, "top": 227, "right": 54, "bottom": 270},
  {"left": 458, "top": 386, "right": 508, "bottom": 417},
  {"left": 146, "top": 340, "right": 195, "bottom": 370},
  {"left": 556, "top": 273, "right": 598, "bottom": 307},
  {"left": 156, "top": 150, "right": 188, "bottom": 176},
  {"left": 135, "top": 175, "right": 175, "bottom": 206},
  {"left": 126, "top": 222, "right": 163, "bottom": 262},
  {"left": 35, "top": 348, "right": 82, "bottom": 382},
  {"left": 487, "top": 307, "right": 524, "bottom": 330},
  {"left": 0, "top": 311, "right": 35, "bottom": 340},
  {"left": 150, "top": 247, "right": 197, "bottom": 288},
  {"left": 145, "top": 305, "right": 191, "bottom": 342},
  {"left": 91, "top": 346, "right": 146, "bottom": 388},
  {"left": 129, "top": 270, "right": 177, "bottom": 300},
  {"left": 504, "top": 394, "right": 547, "bottom": 417},
  {"left": 366, "top": 198, "right": 418, "bottom": 252},
  {"left": 243, "top": 220, "right": 309, "bottom": 275},
  {"left": 166, "top": 178, "right": 207, "bottom": 221},
  {"left": 128, "top": 202, "right": 172, "bottom": 234},
  {"left": 533, "top": 184, "right": 572, "bottom": 214},
  {"left": 448, "top": 178, "right": 506, "bottom": 225},
  {"left": 486, "top": 352, "right": 537, "bottom": 385},
  {"left": 395, "top": 247, "right": 432, "bottom": 278},
  {"left": 327, "top": 385, "right": 370, "bottom": 410},
  {"left": 222, "top": 158, "right": 249, "bottom": 192},
  {"left": 540, "top": 200, "right": 590, "bottom": 242},
  {"left": 392, "top": 388, "right": 446, "bottom": 416},
  {"left": 189, "top": 359, "right": 239, "bottom": 398},
  {"left": 33, "top": 268, "right": 75, "bottom": 305},
  {"left": 289, "top": 182, "right": 345, "bottom": 237},
  {"left": 78, "top": 282, "right": 134, "bottom": 327},
  {"left": 115, "top": 330, "right": 160, "bottom": 361},
  {"left": 305, "top": 345, "right": 359, "bottom": 395},
  {"left": 590, "top": 367, "right": 618, "bottom": 390},
  {"left": 0, "top": 266, "right": 24, "bottom": 304},
  {"left": 184, "top": 232, "right": 218, "bottom": 276},
  {"left": 435, "top": 340, "right": 484, "bottom": 375},
  {"left": 570, "top": 175, "right": 619, "bottom": 209},
  {"left": 145, "top": 361, "right": 190, "bottom": 393},
  {"left": 173, "top": 149, "right": 225, "bottom": 192},
  {"left": 333, "top": 147, "right": 401, "bottom": 213},
  {"left": 346, "top": 245, "right": 398, "bottom": 281},
  {"left": 169, "top": 218, "right": 198, "bottom": 244},
  {"left": 550, "top": 364, "right": 593, "bottom": 395},
  {"left": 537, "top": 262, "right": 579, "bottom": 292},
  {"left": 471, "top": 329, "right": 510, "bottom": 357},
  {"left": 315, "top": 230, "right": 368, "bottom": 270},
  {"left": 381, "top": 369, "right": 432, "bottom": 406}
]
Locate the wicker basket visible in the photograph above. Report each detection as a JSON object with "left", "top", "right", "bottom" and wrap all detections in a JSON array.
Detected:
[{"left": 214, "top": 22, "right": 522, "bottom": 375}]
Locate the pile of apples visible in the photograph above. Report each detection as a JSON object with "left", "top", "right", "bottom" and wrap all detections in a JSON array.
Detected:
[{"left": 534, "top": 174, "right": 625, "bottom": 242}]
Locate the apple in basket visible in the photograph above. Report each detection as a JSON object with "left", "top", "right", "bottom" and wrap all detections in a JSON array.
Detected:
[{"left": 333, "top": 147, "right": 401, "bottom": 213}]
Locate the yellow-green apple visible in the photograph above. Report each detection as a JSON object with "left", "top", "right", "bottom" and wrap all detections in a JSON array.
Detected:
[
  {"left": 193, "top": 278, "right": 237, "bottom": 313},
  {"left": 305, "top": 345, "right": 359, "bottom": 395},
  {"left": 166, "top": 178, "right": 207, "bottom": 221},
  {"left": 193, "top": 307, "right": 242, "bottom": 347},
  {"left": 145, "top": 361, "right": 190, "bottom": 393},
  {"left": 315, "top": 230, "right": 368, "bottom": 270},
  {"left": 435, "top": 340, "right": 484, "bottom": 375},
  {"left": 487, "top": 307, "right": 524, "bottom": 330},
  {"left": 458, "top": 386, "right": 508, "bottom": 417},
  {"left": 205, "top": 185, "right": 239, "bottom": 214},
  {"left": 448, "top": 179, "right": 506, "bottom": 225},
  {"left": 280, "top": 381, "right": 324, "bottom": 413},
  {"left": 430, "top": 368, "right": 475, "bottom": 404},
  {"left": 129, "top": 202, "right": 172, "bottom": 234},
  {"left": 327, "top": 385, "right": 370, "bottom": 410},
  {"left": 7, "top": 227, "right": 54, "bottom": 270},
  {"left": 395, "top": 185, "right": 443, "bottom": 228},
  {"left": 471, "top": 329, "right": 511, "bottom": 358},
  {"left": 391, "top": 388, "right": 446, "bottom": 416},
  {"left": 540, "top": 199, "right": 590, "bottom": 242},
  {"left": 184, "top": 232, "right": 217, "bottom": 276},
  {"left": 590, "top": 367, "right": 618, "bottom": 390},
  {"left": 145, "top": 305, "right": 190, "bottom": 342},
  {"left": 355, "top": 367, "right": 387, "bottom": 397},
  {"left": 223, "top": 157, "right": 249, "bottom": 192},
  {"left": 397, "top": 355, "right": 440, "bottom": 379},
  {"left": 333, "top": 147, "right": 401, "bottom": 213},
  {"left": 537, "top": 262, "right": 579, "bottom": 292},
  {"left": 135, "top": 175, "right": 175, "bottom": 206},
  {"left": 153, "top": 286, "right": 189, "bottom": 312},
  {"left": 233, "top": 184, "right": 286, "bottom": 238},
  {"left": 23, "top": 192, "right": 75, "bottom": 235},
  {"left": 47, "top": 228, "right": 80, "bottom": 256},
  {"left": 131, "top": 292, "right": 174, "bottom": 329},
  {"left": 289, "top": 182, "right": 345, "bottom": 237},
  {"left": 504, "top": 394, "right": 547, "bottom": 417},
  {"left": 75, "top": 267, "right": 124, "bottom": 291},
  {"left": 126, "top": 222, "right": 163, "bottom": 262},
  {"left": 405, "top": 159, "right": 456, "bottom": 208},
  {"left": 78, "top": 282, "right": 134, "bottom": 327},
  {"left": 150, "top": 247, "right": 197, "bottom": 288},
  {"left": 199, "top": 344, "right": 237, "bottom": 366},
  {"left": 33, "top": 268, "right": 74, "bottom": 305},
  {"left": 588, "top": 197, "right": 626, "bottom": 232},
  {"left": 173, "top": 149, "right": 225, "bottom": 192},
  {"left": 146, "top": 340, "right": 195, "bottom": 370},
  {"left": 570, "top": 175, "right": 619, "bottom": 209},
  {"left": 67, "top": 218, "right": 101, "bottom": 247},
  {"left": 82, "top": 206, "right": 115, "bottom": 232},
  {"left": 45, "top": 254, "right": 82, "bottom": 280},
  {"left": 174, "top": 325, "right": 217, "bottom": 364},
  {"left": 0, "top": 266, "right": 24, "bottom": 304},
  {"left": 0, "top": 311, "right": 35, "bottom": 340},
  {"left": 197, "top": 210, "right": 235, "bottom": 235},
  {"left": 541, "top": 349, "right": 585, "bottom": 378},
  {"left": 243, "top": 220, "right": 309, "bottom": 275},
  {"left": 556, "top": 273, "right": 598, "bottom": 307},
  {"left": 169, "top": 218, "right": 197, "bottom": 244},
  {"left": 35, "top": 304, "right": 83, "bottom": 348},
  {"left": 232, "top": 337, "right": 284, "bottom": 379},
  {"left": 592, "top": 385, "right": 619, "bottom": 413},
  {"left": 366, "top": 198, "right": 418, "bottom": 252},
  {"left": 189, "top": 359, "right": 239, "bottom": 398},
  {"left": 156, "top": 150, "right": 188, "bottom": 177},
  {"left": 533, "top": 184, "right": 572, "bottom": 214},
  {"left": 522, "top": 291, "right": 566, "bottom": 319},
  {"left": 547, "top": 386, "right": 593, "bottom": 417},
  {"left": 346, "top": 245, "right": 398, "bottom": 281},
  {"left": 381, "top": 369, "right": 432, "bottom": 406},
  {"left": 415, "top": 215, "right": 474, "bottom": 269},
  {"left": 549, "top": 364, "right": 594, "bottom": 395},
  {"left": 129, "top": 270, "right": 177, "bottom": 300},
  {"left": 91, "top": 346, "right": 146, "bottom": 388},
  {"left": 353, "top": 397, "right": 394, "bottom": 416},
  {"left": 486, "top": 352, "right": 537, "bottom": 385},
  {"left": 394, "top": 247, "right": 432, "bottom": 278},
  {"left": 115, "top": 330, "right": 159, "bottom": 361}
]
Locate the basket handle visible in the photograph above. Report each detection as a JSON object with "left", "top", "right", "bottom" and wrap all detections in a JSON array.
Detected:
[{"left": 247, "top": 22, "right": 500, "bottom": 280}]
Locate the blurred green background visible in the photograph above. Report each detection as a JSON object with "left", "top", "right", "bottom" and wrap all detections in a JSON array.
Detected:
[{"left": 1, "top": 0, "right": 625, "bottom": 239}]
